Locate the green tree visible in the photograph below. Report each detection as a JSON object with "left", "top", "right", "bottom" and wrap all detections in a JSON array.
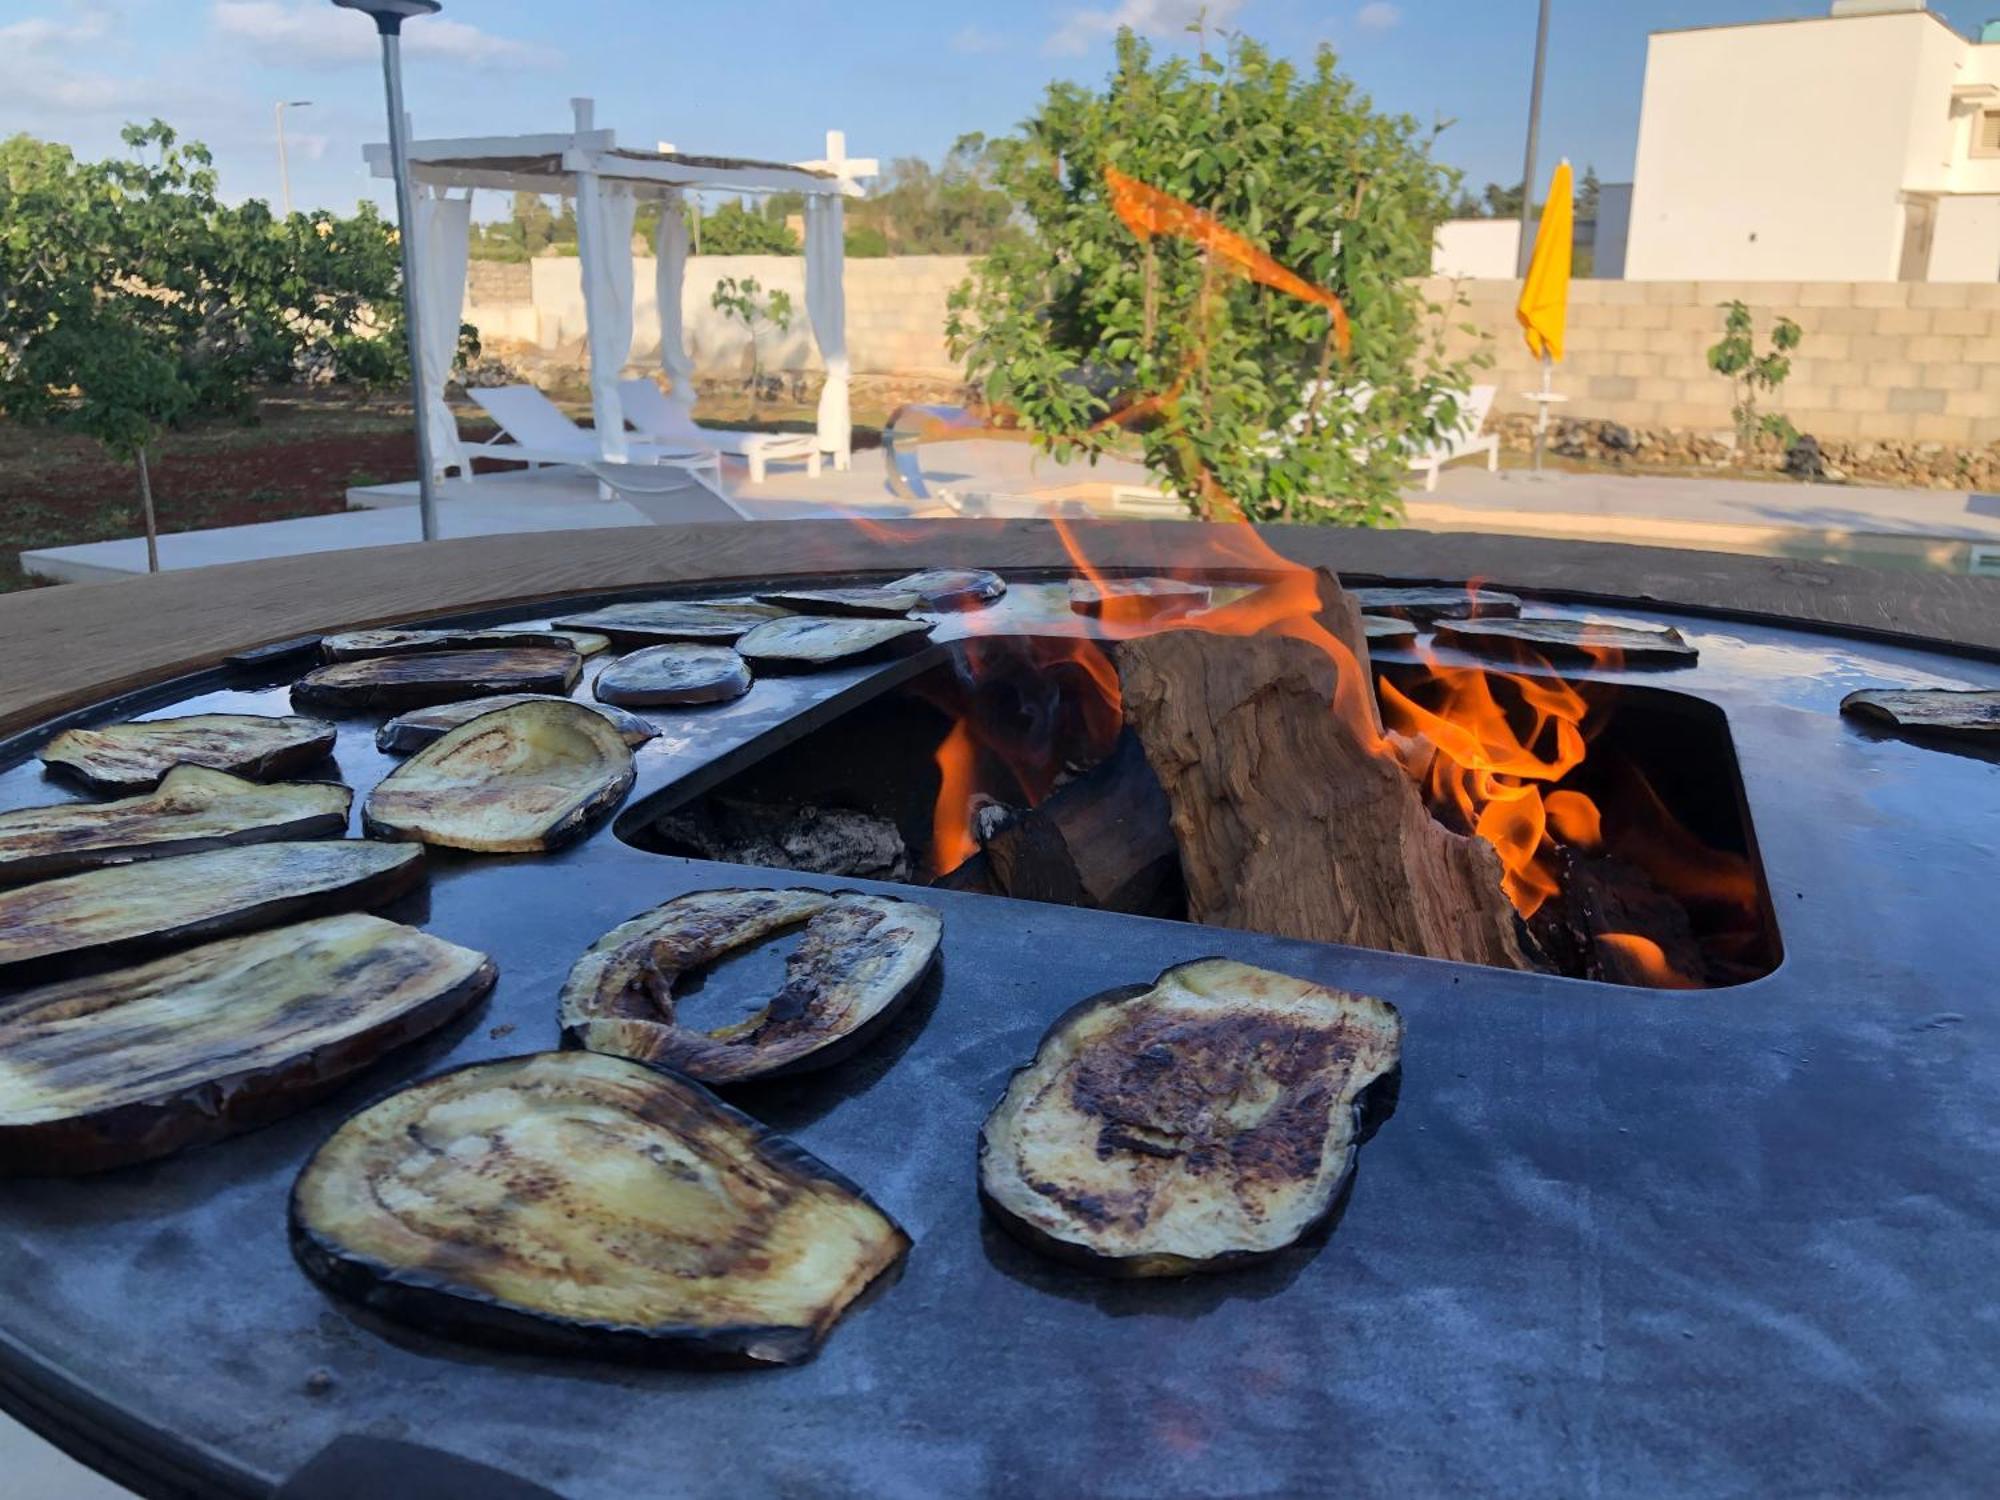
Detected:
[
  {"left": 851, "top": 134, "right": 1022, "bottom": 255},
  {"left": 1707, "top": 300, "right": 1803, "bottom": 451},
  {"left": 947, "top": 32, "right": 1481, "bottom": 524},
  {"left": 709, "top": 275, "right": 795, "bottom": 414},
  {"left": 699, "top": 200, "right": 800, "bottom": 255},
  {"left": 0, "top": 123, "right": 408, "bottom": 568},
  {"left": 469, "top": 192, "right": 578, "bottom": 260}
]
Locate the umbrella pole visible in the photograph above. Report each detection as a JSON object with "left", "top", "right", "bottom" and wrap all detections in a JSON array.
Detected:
[{"left": 1533, "top": 353, "right": 1552, "bottom": 473}]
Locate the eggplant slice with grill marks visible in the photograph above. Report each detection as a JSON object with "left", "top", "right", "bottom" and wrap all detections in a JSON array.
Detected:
[
  {"left": 1068, "top": 577, "right": 1211, "bottom": 619},
  {"left": 1349, "top": 586, "right": 1522, "bottom": 623},
  {"left": 593, "top": 644, "right": 752, "bottom": 708},
  {"left": 377, "top": 694, "right": 658, "bottom": 754},
  {"left": 0, "top": 840, "right": 425, "bottom": 984},
  {"left": 39, "top": 713, "right": 337, "bottom": 794},
  {"left": 561, "top": 887, "right": 942, "bottom": 1084},
  {"left": 293, "top": 649, "right": 581, "bottom": 712},
  {"left": 289, "top": 1051, "right": 911, "bottom": 1366},
  {"left": 736, "top": 615, "right": 934, "bottom": 671},
  {"left": 979, "top": 958, "right": 1403, "bottom": 1277},
  {"left": 0, "top": 914, "right": 494, "bottom": 1176},
  {"left": 364, "top": 700, "right": 635, "bottom": 854},
  {"left": 888, "top": 568, "right": 1007, "bottom": 610},
  {"left": 1840, "top": 687, "right": 2000, "bottom": 743},
  {"left": 755, "top": 587, "right": 920, "bottom": 619},
  {"left": 0, "top": 766, "right": 351, "bottom": 886},
  {"left": 320, "top": 627, "right": 610, "bottom": 661},
  {"left": 550, "top": 600, "right": 787, "bottom": 646},
  {"left": 1432, "top": 616, "right": 1697, "bottom": 667}
]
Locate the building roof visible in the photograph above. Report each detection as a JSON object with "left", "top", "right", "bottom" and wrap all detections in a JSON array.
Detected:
[{"left": 1649, "top": 7, "right": 1970, "bottom": 43}]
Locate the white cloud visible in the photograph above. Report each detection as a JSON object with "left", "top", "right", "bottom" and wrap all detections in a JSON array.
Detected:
[
  {"left": 0, "top": 7, "right": 148, "bottom": 116},
  {"left": 211, "top": 1, "right": 554, "bottom": 71},
  {"left": 952, "top": 25, "right": 1008, "bottom": 55},
  {"left": 1356, "top": 2, "right": 1401, "bottom": 32},
  {"left": 1047, "top": 0, "right": 1246, "bottom": 58}
]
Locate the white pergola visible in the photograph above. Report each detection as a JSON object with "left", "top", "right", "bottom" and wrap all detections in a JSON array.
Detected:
[{"left": 365, "top": 99, "right": 875, "bottom": 482}]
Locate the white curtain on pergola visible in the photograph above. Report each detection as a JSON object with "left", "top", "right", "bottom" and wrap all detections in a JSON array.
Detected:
[
  {"left": 411, "top": 184, "right": 472, "bottom": 478},
  {"left": 577, "top": 180, "right": 638, "bottom": 463},
  {"left": 803, "top": 194, "right": 851, "bottom": 468},
  {"left": 654, "top": 191, "right": 697, "bottom": 412}
]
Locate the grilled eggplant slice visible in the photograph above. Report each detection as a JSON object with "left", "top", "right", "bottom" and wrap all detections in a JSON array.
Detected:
[
  {"left": 1350, "top": 586, "right": 1522, "bottom": 623},
  {"left": 0, "top": 840, "right": 424, "bottom": 983},
  {"left": 1432, "top": 616, "right": 1697, "bottom": 666},
  {"left": 551, "top": 600, "right": 786, "bottom": 646},
  {"left": 889, "top": 568, "right": 1006, "bottom": 610},
  {"left": 293, "top": 649, "right": 581, "bottom": 712},
  {"left": 561, "top": 887, "right": 941, "bottom": 1084},
  {"left": 1068, "top": 577, "right": 1211, "bottom": 619},
  {"left": 1840, "top": 687, "right": 2000, "bottom": 742},
  {"left": 0, "top": 766, "right": 351, "bottom": 886},
  {"left": 320, "top": 627, "right": 609, "bottom": 661},
  {"left": 0, "top": 914, "right": 494, "bottom": 1176},
  {"left": 1361, "top": 616, "right": 1420, "bottom": 646},
  {"left": 736, "top": 615, "right": 934, "bottom": 670},
  {"left": 756, "top": 587, "right": 919, "bottom": 618},
  {"left": 979, "top": 958, "right": 1402, "bottom": 1277},
  {"left": 376, "top": 694, "right": 657, "bottom": 754},
  {"left": 290, "top": 1051, "right": 910, "bottom": 1365},
  {"left": 39, "top": 713, "right": 337, "bottom": 794},
  {"left": 364, "top": 700, "right": 634, "bottom": 854},
  {"left": 593, "top": 645, "right": 752, "bottom": 708}
]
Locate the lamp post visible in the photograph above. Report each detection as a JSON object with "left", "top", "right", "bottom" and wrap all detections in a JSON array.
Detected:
[
  {"left": 1515, "top": 0, "right": 1551, "bottom": 278},
  {"left": 275, "top": 100, "right": 312, "bottom": 217},
  {"left": 333, "top": 0, "right": 442, "bottom": 542}
]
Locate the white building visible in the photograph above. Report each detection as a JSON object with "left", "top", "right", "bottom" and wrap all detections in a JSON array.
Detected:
[{"left": 1625, "top": 1, "right": 2000, "bottom": 282}]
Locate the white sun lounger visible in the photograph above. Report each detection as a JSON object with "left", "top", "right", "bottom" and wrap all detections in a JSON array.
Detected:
[
  {"left": 466, "top": 386, "right": 724, "bottom": 492},
  {"left": 617, "top": 379, "right": 821, "bottom": 485}
]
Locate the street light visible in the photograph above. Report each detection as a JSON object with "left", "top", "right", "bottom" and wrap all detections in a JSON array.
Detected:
[
  {"left": 1515, "top": 0, "right": 1552, "bottom": 278},
  {"left": 275, "top": 99, "right": 313, "bottom": 217},
  {"left": 333, "top": 0, "right": 443, "bottom": 543}
]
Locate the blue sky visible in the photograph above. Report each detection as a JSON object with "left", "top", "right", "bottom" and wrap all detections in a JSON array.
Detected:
[{"left": 4, "top": 1, "right": 1996, "bottom": 218}]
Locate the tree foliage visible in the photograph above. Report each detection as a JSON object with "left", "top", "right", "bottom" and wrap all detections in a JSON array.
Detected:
[
  {"left": 696, "top": 200, "right": 800, "bottom": 256},
  {"left": 1707, "top": 300, "right": 1803, "bottom": 450},
  {"left": 849, "top": 135, "right": 1022, "bottom": 256},
  {"left": 709, "top": 275, "right": 795, "bottom": 413},
  {"left": 947, "top": 32, "right": 1481, "bottom": 524}
]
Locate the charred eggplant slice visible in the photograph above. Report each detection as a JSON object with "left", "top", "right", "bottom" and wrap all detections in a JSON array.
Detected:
[
  {"left": 1350, "top": 586, "right": 1521, "bottom": 623},
  {"left": 756, "top": 587, "right": 919, "bottom": 619},
  {"left": 1432, "top": 616, "right": 1697, "bottom": 667},
  {"left": 320, "top": 627, "right": 609, "bottom": 660},
  {"left": 594, "top": 644, "right": 752, "bottom": 708},
  {"left": 1068, "top": 577, "right": 1211, "bottom": 619},
  {"left": 39, "top": 713, "right": 337, "bottom": 794},
  {"left": 561, "top": 887, "right": 941, "bottom": 1084},
  {"left": 1840, "top": 687, "right": 2000, "bottom": 742},
  {"left": 0, "top": 766, "right": 351, "bottom": 885},
  {"left": 0, "top": 840, "right": 425, "bottom": 983},
  {"left": 290, "top": 1051, "right": 910, "bottom": 1365},
  {"left": 377, "top": 694, "right": 657, "bottom": 754},
  {"left": 364, "top": 700, "right": 634, "bottom": 854},
  {"left": 736, "top": 615, "right": 933, "bottom": 670},
  {"left": 0, "top": 915, "right": 494, "bottom": 1176},
  {"left": 551, "top": 600, "right": 786, "bottom": 646},
  {"left": 293, "top": 649, "right": 581, "bottom": 712},
  {"left": 888, "top": 568, "right": 1006, "bottom": 610},
  {"left": 979, "top": 958, "right": 1402, "bottom": 1277},
  {"left": 1362, "top": 616, "right": 1421, "bottom": 646}
]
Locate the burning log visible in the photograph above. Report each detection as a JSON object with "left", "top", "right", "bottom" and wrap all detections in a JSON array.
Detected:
[
  {"left": 1114, "top": 592, "right": 1532, "bottom": 970},
  {"left": 979, "top": 733, "right": 1181, "bottom": 917}
]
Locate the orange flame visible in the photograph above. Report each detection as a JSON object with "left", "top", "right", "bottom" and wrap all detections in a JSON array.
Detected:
[
  {"left": 1595, "top": 932, "right": 1699, "bottom": 990},
  {"left": 932, "top": 719, "right": 980, "bottom": 872},
  {"left": 1105, "top": 167, "right": 1352, "bottom": 355}
]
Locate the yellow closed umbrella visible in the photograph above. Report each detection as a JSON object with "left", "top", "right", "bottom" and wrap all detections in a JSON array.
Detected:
[{"left": 1516, "top": 160, "right": 1573, "bottom": 470}]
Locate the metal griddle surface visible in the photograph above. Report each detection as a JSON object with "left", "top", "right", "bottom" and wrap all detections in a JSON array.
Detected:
[{"left": 0, "top": 579, "right": 1997, "bottom": 1499}]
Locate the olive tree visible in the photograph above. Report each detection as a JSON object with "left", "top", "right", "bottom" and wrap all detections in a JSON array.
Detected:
[{"left": 948, "top": 32, "right": 1482, "bottom": 524}]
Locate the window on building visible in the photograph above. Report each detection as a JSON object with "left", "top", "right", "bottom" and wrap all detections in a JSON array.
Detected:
[{"left": 1975, "top": 109, "right": 2000, "bottom": 159}]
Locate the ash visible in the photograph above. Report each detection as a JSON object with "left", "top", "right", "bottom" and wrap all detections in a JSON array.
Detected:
[{"left": 650, "top": 797, "right": 913, "bottom": 883}]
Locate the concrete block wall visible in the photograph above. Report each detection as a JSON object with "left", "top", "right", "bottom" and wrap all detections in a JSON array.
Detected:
[{"left": 1433, "top": 278, "right": 2000, "bottom": 445}]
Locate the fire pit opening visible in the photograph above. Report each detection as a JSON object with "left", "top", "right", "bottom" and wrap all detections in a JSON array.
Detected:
[{"left": 626, "top": 634, "right": 1780, "bottom": 990}]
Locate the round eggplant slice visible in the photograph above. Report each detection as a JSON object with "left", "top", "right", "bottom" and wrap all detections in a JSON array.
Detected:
[
  {"left": 594, "top": 645, "right": 752, "bottom": 708},
  {"left": 550, "top": 600, "right": 786, "bottom": 646},
  {"left": 0, "top": 840, "right": 426, "bottom": 984},
  {"left": 979, "top": 958, "right": 1403, "bottom": 1277},
  {"left": 320, "top": 627, "right": 610, "bottom": 661},
  {"left": 561, "top": 887, "right": 941, "bottom": 1084},
  {"left": 888, "top": 568, "right": 1007, "bottom": 610},
  {"left": 755, "top": 587, "right": 919, "bottom": 619},
  {"left": 377, "top": 694, "right": 657, "bottom": 754},
  {"left": 289, "top": 1051, "right": 911, "bottom": 1366},
  {"left": 1840, "top": 687, "right": 2000, "bottom": 742},
  {"left": 0, "top": 914, "right": 494, "bottom": 1176},
  {"left": 39, "top": 713, "right": 337, "bottom": 794},
  {"left": 736, "top": 615, "right": 934, "bottom": 671},
  {"left": 364, "top": 700, "right": 634, "bottom": 855},
  {"left": 1349, "top": 586, "right": 1522, "bottom": 623},
  {"left": 0, "top": 766, "right": 352, "bottom": 886},
  {"left": 1431, "top": 616, "right": 1697, "bottom": 667},
  {"left": 1068, "top": 577, "right": 1211, "bottom": 619},
  {"left": 293, "top": 649, "right": 582, "bottom": 712}
]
